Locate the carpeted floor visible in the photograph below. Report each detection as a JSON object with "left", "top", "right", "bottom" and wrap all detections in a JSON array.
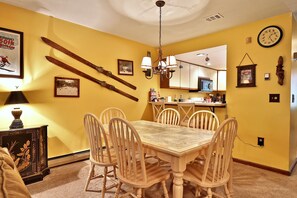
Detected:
[{"left": 27, "top": 160, "right": 297, "bottom": 198}]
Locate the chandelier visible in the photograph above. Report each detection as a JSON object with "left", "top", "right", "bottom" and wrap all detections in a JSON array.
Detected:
[{"left": 141, "top": 0, "right": 177, "bottom": 79}]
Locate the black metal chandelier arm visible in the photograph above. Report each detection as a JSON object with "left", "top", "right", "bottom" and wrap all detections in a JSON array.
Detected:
[
  {"left": 166, "top": 69, "right": 175, "bottom": 79},
  {"left": 143, "top": 70, "right": 154, "bottom": 79}
]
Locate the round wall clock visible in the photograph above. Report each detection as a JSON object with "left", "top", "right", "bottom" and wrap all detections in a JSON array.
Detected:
[{"left": 257, "top": 25, "right": 283, "bottom": 48}]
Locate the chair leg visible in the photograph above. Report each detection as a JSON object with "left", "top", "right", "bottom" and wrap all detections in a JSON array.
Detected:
[
  {"left": 115, "top": 181, "right": 122, "bottom": 198},
  {"left": 161, "top": 180, "right": 169, "bottom": 198},
  {"left": 101, "top": 167, "right": 108, "bottom": 198},
  {"left": 207, "top": 188, "right": 213, "bottom": 198},
  {"left": 84, "top": 163, "right": 95, "bottom": 191},
  {"left": 224, "top": 184, "right": 231, "bottom": 198},
  {"left": 194, "top": 185, "right": 201, "bottom": 197},
  {"left": 136, "top": 188, "right": 142, "bottom": 198},
  {"left": 113, "top": 165, "right": 117, "bottom": 179}
]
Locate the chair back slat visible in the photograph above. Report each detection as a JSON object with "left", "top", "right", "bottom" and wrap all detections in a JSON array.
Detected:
[
  {"left": 109, "top": 118, "right": 147, "bottom": 183},
  {"left": 177, "top": 103, "right": 195, "bottom": 126},
  {"left": 157, "top": 108, "right": 180, "bottom": 125},
  {"left": 202, "top": 117, "right": 238, "bottom": 183},
  {"left": 188, "top": 110, "right": 219, "bottom": 131},
  {"left": 99, "top": 107, "right": 126, "bottom": 124},
  {"left": 84, "top": 113, "right": 112, "bottom": 164},
  {"left": 152, "top": 102, "right": 165, "bottom": 122}
]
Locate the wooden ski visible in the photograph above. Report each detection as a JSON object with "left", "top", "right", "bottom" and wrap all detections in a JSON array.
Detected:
[
  {"left": 41, "top": 37, "right": 137, "bottom": 90},
  {"left": 45, "top": 56, "right": 139, "bottom": 102}
]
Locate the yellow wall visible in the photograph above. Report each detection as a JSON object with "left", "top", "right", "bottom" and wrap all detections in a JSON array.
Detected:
[
  {"left": 0, "top": 3, "right": 296, "bottom": 171},
  {"left": 162, "top": 13, "right": 294, "bottom": 171},
  {"left": 0, "top": 3, "right": 157, "bottom": 157}
]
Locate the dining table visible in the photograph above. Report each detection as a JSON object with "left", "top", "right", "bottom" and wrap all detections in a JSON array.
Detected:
[{"left": 106, "top": 120, "right": 233, "bottom": 198}]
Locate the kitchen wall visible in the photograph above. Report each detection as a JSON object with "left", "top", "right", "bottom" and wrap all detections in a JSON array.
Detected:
[{"left": 161, "top": 12, "right": 295, "bottom": 171}]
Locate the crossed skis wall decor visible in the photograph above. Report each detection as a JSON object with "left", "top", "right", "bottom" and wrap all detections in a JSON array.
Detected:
[{"left": 42, "top": 37, "right": 138, "bottom": 102}]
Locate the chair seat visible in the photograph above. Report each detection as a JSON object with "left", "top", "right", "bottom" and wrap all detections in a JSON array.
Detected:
[
  {"left": 90, "top": 148, "right": 117, "bottom": 166},
  {"left": 184, "top": 156, "right": 230, "bottom": 189},
  {"left": 117, "top": 161, "right": 170, "bottom": 188}
]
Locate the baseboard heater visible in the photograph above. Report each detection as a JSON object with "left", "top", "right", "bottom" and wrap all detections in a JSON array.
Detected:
[{"left": 48, "top": 149, "right": 90, "bottom": 168}]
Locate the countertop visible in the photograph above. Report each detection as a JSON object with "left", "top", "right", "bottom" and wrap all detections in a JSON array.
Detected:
[{"left": 149, "top": 101, "right": 226, "bottom": 107}]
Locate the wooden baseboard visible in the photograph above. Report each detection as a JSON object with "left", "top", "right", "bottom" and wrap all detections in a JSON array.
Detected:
[
  {"left": 233, "top": 158, "right": 297, "bottom": 176},
  {"left": 48, "top": 150, "right": 90, "bottom": 168}
]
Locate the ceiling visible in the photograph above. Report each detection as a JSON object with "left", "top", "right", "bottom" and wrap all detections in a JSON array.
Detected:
[{"left": 1, "top": 0, "right": 296, "bottom": 69}]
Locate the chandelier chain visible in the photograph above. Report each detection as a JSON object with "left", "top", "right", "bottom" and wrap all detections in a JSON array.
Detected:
[{"left": 158, "top": 4, "right": 162, "bottom": 63}]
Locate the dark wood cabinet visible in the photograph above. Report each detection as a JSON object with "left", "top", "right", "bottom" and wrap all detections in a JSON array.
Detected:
[{"left": 0, "top": 125, "right": 49, "bottom": 184}]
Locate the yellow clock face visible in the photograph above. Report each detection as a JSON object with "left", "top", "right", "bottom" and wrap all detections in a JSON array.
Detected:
[{"left": 257, "top": 26, "right": 283, "bottom": 48}]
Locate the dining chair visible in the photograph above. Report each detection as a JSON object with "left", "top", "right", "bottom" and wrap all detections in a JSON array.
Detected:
[
  {"left": 109, "top": 117, "right": 170, "bottom": 198},
  {"left": 151, "top": 102, "right": 165, "bottom": 122},
  {"left": 187, "top": 110, "right": 220, "bottom": 131},
  {"left": 83, "top": 113, "right": 117, "bottom": 197},
  {"left": 177, "top": 102, "right": 195, "bottom": 126},
  {"left": 99, "top": 107, "right": 126, "bottom": 124},
  {"left": 157, "top": 108, "right": 180, "bottom": 125},
  {"left": 183, "top": 117, "right": 238, "bottom": 198}
]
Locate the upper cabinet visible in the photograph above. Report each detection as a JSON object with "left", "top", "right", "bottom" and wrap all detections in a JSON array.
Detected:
[
  {"left": 168, "top": 60, "right": 181, "bottom": 88},
  {"left": 160, "top": 60, "right": 190, "bottom": 89},
  {"left": 189, "top": 64, "right": 199, "bottom": 90},
  {"left": 217, "top": 70, "right": 226, "bottom": 91},
  {"left": 161, "top": 61, "right": 226, "bottom": 91},
  {"left": 180, "top": 62, "right": 190, "bottom": 89}
]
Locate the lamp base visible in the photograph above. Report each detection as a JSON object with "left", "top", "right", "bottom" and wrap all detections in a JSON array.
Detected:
[
  {"left": 10, "top": 119, "right": 24, "bottom": 129},
  {"left": 9, "top": 107, "right": 24, "bottom": 129}
]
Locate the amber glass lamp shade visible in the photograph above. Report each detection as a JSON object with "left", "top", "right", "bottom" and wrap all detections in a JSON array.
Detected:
[{"left": 4, "top": 91, "right": 29, "bottom": 129}]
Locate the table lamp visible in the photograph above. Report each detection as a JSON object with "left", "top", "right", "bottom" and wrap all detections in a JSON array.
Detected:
[{"left": 4, "top": 91, "right": 29, "bottom": 129}]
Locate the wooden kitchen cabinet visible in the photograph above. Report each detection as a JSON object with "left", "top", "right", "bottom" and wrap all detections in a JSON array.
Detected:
[
  {"left": 180, "top": 62, "right": 190, "bottom": 89},
  {"left": 160, "top": 61, "right": 190, "bottom": 89},
  {"left": 168, "top": 60, "right": 181, "bottom": 88},
  {"left": 189, "top": 64, "right": 199, "bottom": 90},
  {"left": 217, "top": 70, "right": 227, "bottom": 91},
  {"left": 0, "top": 125, "right": 49, "bottom": 184},
  {"left": 161, "top": 60, "right": 224, "bottom": 91}
]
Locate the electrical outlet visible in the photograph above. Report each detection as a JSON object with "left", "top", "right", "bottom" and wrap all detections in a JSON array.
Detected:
[{"left": 258, "top": 137, "right": 264, "bottom": 147}]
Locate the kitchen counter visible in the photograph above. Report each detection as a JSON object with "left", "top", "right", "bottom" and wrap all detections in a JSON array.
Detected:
[{"left": 149, "top": 101, "right": 226, "bottom": 113}]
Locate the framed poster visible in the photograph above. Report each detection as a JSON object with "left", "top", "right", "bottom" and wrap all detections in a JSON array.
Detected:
[
  {"left": 118, "top": 59, "right": 133, "bottom": 76},
  {"left": 236, "top": 64, "right": 257, "bottom": 88},
  {"left": 0, "top": 27, "right": 24, "bottom": 78},
  {"left": 54, "top": 77, "right": 80, "bottom": 97}
]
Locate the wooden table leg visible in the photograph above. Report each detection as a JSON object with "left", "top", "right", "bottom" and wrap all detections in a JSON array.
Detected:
[{"left": 172, "top": 171, "right": 184, "bottom": 198}]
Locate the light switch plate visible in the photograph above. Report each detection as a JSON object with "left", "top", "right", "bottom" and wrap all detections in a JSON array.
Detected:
[
  {"left": 269, "top": 94, "right": 280, "bottom": 103},
  {"left": 264, "top": 73, "right": 270, "bottom": 80}
]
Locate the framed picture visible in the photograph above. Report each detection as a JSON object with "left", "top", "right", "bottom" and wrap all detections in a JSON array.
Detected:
[
  {"left": 0, "top": 27, "right": 24, "bottom": 78},
  {"left": 236, "top": 64, "right": 257, "bottom": 88},
  {"left": 118, "top": 59, "right": 133, "bottom": 76},
  {"left": 54, "top": 77, "right": 80, "bottom": 97}
]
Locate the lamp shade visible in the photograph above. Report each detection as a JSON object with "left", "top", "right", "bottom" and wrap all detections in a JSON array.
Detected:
[
  {"left": 166, "top": 56, "right": 177, "bottom": 68},
  {"left": 141, "top": 56, "right": 152, "bottom": 69},
  {"left": 5, "top": 91, "right": 29, "bottom": 105}
]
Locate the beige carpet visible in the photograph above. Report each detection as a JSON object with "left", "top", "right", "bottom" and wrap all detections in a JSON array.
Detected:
[{"left": 27, "top": 160, "right": 297, "bottom": 198}]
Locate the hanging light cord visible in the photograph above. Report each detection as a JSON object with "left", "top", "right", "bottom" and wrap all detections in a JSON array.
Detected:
[{"left": 158, "top": 4, "right": 162, "bottom": 62}]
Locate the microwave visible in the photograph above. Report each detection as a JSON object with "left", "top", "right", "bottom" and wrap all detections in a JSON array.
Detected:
[{"left": 198, "top": 77, "right": 213, "bottom": 92}]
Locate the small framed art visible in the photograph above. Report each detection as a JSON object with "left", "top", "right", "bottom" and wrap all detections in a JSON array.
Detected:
[
  {"left": 118, "top": 59, "right": 133, "bottom": 76},
  {"left": 236, "top": 64, "right": 257, "bottom": 88},
  {"left": 0, "top": 27, "right": 24, "bottom": 78},
  {"left": 54, "top": 77, "right": 80, "bottom": 97}
]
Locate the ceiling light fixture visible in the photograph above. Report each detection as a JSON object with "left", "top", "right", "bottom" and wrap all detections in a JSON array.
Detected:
[
  {"left": 141, "top": 0, "right": 177, "bottom": 79},
  {"left": 205, "top": 54, "right": 211, "bottom": 66}
]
